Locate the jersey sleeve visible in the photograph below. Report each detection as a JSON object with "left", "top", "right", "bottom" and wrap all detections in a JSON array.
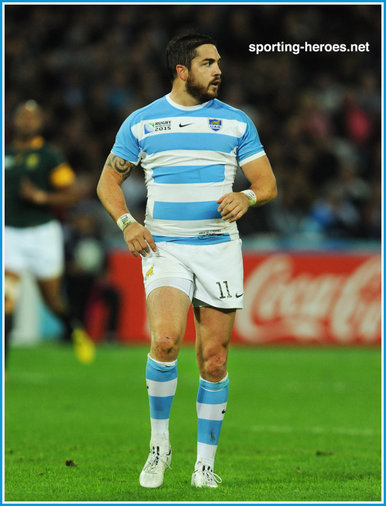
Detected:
[
  {"left": 237, "top": 113, "right": 266, "bottom": 167},
  {"left": 111, "top": 114, "right": 141, "bottom": 164},
  {"left": 48, "top": 147, "right": 76, "bottom": 188},
  {"left": 50, "top": 163, "right": 76, "bottom": 188}
]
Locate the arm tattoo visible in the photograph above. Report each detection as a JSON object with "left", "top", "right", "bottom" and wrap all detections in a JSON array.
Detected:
[{"left": 106, "top": 153, "right": 135, "bottom": 181}]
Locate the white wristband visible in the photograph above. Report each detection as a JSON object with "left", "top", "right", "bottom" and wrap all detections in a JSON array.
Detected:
[
  {"left": 116, "top": 213, "right": 137, "bottom": 231},
  {"left": 241, "top": 189, "right": 257, "bottom": 207}
]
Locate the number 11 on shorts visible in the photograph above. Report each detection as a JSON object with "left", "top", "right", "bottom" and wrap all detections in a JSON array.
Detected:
[{"left": 216, "top": 280, "right": 232, "bottom": 299}]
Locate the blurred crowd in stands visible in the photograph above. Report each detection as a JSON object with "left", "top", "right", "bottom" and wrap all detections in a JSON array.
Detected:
[{"left": 6, "top": 4, "right": 381, "bottom": 245}]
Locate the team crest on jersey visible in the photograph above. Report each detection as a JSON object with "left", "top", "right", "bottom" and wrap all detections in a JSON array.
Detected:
[
  {"left": 26, "top": 154, "right": 40, "bottom": 169},
  {"left": 209, "top": 119, "right": 222, "bottom": 131}
]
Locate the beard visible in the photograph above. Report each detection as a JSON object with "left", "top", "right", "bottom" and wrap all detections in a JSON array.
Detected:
[{"left": 186, "top": 75, "right": 221, "bottom": 103}]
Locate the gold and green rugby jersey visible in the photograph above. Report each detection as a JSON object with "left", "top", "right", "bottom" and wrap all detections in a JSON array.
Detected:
[{"left": 5, "top": 137, "right": 75, "bottom": 227}]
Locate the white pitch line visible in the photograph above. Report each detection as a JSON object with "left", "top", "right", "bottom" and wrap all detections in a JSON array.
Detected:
[{"left": 250, "top": 425, "right": 379, "bottom": 437}]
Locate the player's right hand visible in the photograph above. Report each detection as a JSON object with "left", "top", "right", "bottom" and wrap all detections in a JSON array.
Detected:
[{"left": 123, "top": 222, "right": 157, "bottom": 258}]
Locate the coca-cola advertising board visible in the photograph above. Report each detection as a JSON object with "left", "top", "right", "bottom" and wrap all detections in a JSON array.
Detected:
[
  {"left": 88, "top": 251, "right": 381, "bottom": 345},
  {"left": 239, "top": 253, "right": 381, "bottom": 345}
]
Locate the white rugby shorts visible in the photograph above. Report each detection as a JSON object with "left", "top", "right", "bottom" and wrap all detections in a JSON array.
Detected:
[
  {"left": 141, "top": 239, "right": 244, "bottom": 309},
  {"left": 5, "top": 220, "right": 64, "bottom": 279}
]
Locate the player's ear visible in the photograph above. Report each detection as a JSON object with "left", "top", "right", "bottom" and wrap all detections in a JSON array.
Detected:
[{"left": 176, "top": 64, "right": 188, "bottom": 81}]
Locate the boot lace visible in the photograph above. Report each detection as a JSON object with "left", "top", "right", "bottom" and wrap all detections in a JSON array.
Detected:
[
  {"left": 200, "top": 464, "right": 222, "bottom": 485},
  {"left": 144, "top": 446, "right": 171, "bottom": 473}
]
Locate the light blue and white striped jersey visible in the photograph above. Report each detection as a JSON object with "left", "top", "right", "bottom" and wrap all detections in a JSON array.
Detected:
[{"left": 112, "top": 93, "right": 265, "bottom": 245}]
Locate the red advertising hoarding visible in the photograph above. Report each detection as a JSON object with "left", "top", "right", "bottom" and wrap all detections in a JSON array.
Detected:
[{"left": 89, "top": 251, "right": 381, "bottom": 345}]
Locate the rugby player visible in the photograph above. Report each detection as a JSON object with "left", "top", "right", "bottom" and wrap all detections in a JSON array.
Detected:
[
  {"left": 5, "top": 101, "right": 95, "bottom": 366},
  {"left": 97, "top": 33, "right": 277, "bottom": 488}
]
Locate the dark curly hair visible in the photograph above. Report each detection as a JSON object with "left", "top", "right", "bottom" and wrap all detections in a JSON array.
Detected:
[{"left": 165, "top": 33, "right": 216, "bottom": 82}]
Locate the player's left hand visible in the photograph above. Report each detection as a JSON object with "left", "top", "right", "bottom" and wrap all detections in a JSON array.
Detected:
[
  {"left": 217, "top": 192, "right": 250, "bottom": 222},
  {"left": 20, "top": 178, "right": 48, "bottom": 205}
]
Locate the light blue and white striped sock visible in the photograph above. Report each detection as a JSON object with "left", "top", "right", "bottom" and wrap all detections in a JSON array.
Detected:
[
  {"left": 196, "top": 373, "right": 229, "bottom": 468},
  {"left": 146, "top": 354, "right": 177, "bottom": 445}
]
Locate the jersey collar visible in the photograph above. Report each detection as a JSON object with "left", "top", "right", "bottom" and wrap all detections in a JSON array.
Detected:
[
  {"left": 13, "top": 136, "right": 45, "bottom": 151},
  {"left": 165, "top": 93, "right": 211, "bottom": 111},
  {"left": 30, "top": 136, "right": 45, "bottom": 149}
]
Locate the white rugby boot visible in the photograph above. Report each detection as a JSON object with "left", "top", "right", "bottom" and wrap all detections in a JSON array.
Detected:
[
  {"left": 139, "top": 442, "right": 172, "bottom": 488},
  {"left": 191, "top": 462, "right": 222, "bottom": 488}
]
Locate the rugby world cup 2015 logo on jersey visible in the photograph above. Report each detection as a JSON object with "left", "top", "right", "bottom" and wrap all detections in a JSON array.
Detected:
[
  {"left": 209, "top": 119, "right": 222, "bottom": 131},
  {"left": 144, "top": 120, "right": 171, "bottom": 135}
]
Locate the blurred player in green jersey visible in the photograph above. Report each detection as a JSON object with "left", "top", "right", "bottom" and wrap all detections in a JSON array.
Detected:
[{"left": 4, "top": 100, "right": 95, "bottom": 367}]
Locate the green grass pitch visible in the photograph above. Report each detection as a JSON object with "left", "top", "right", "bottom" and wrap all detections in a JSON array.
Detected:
[{"left": 4, "top": 343, "right": 382, "bottom": 502}]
